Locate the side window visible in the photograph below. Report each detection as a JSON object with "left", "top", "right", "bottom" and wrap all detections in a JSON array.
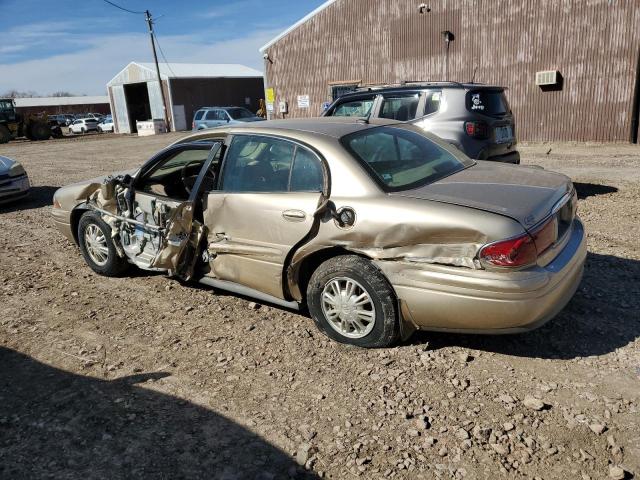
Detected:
[
  {"left": 290, "top": 147, "right": 323, "bottom": 192},
  {"left": 379, "top": 95, "right": 420, "bottom": 121},
  {"left": 220, "top": 136, "right": 295, "bottom": 193},
  {"left": 204, "top": 110, "right": 217, "bottom": 120},
  {"left": 423, "top": 90, "right": 442, "bottom": 116},
  {"left": 194, "top": 110, "right": 204, "bottom": 121},
  {"left": 138, "top": 147, "right": 210, "bottom": 199},
  {"left": 219, "top": 110, "right": 230, "bottom": 121},
  {"left": 331, "top": 98, "right": 374, "bottom": 117}
]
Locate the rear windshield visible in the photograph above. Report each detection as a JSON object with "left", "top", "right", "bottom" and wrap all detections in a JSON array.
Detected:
[
  {"left": 330, "top": 98, "right": 374, "bottom": 117},
  {"left": 341, "top": 126, "right": 471, "bottom": 192},
  {"left": 466, "top": 89, "right": 510, "bottom": 116},
  {"left": 227, "top": 107, "right": 254, "bottom": 119}
]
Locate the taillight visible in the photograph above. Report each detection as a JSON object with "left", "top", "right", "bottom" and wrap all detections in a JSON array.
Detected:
[
  {"left": 192, "top": 121, "right": 195, "bottom": 129},
  {"left": 464, "top": 121, "right": 489, "bottom": 139},
  {"left": 480, "top": 217, "right": 559, "bottom": 268},
  {"left": 531, "top": 217, "right": 557, "bottom": 255},
  {"left": 479, "top": 233, "right": 537, "bottom": 267}
]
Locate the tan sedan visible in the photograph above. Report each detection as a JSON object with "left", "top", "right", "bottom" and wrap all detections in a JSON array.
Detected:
[{"left": 52, "top": 118, "right": 586, "bottom": 347}]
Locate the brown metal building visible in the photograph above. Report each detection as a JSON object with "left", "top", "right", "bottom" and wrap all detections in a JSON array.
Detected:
[
  {"left": 260, "top": 0, "right": 640, "bottom": 143},
  {"left": 107, "top": 62, "right": 264, "bottom": 133}
]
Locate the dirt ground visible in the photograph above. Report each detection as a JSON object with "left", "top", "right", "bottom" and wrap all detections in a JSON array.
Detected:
[{"left": 0, "top": 133, "right": 638, "bottom": 480}]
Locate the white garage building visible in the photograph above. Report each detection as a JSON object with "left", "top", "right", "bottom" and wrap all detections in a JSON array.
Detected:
[{"left": 106, "top": 62, "right": 264, "bottom": 133}]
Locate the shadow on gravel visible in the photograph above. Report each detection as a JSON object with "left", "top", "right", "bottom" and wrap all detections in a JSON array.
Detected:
[
  {"left": 574, "top": 182, "right": 618, "bottom": 199},
  {"left": 0, "top": 347, "right": 318, "bottom": 480},
  {"left": 410, "top": 252, "right": 640, "bottom": 360},
  {"left": 0, "top": 185, "right": 57, "bottom": 213}
]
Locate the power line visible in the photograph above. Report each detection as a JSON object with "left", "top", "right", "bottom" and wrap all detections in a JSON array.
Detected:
[
  {"left": 102, "top": 0, "right": 145, "bottom": 15},
  {"left": 152, "top": 30, "right": 177, "bottom": 79},
  {"left": 153, "top": 33, "right": 177, "bottom": 78}
]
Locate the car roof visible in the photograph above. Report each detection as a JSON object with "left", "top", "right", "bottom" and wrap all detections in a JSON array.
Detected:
[
  {"left": 178, "top": 117, "right": 401, "bottom": 143},
  {"left": 339, "top": 82, "right": 505, "bottom": 99}
]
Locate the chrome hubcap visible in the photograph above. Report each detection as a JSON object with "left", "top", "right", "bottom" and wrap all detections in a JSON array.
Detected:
[
  {"left": 84, "top": 224, "right": 109, "bottom": 266},
  {"left": 321, "top": 277, "right": 376, "bottom": 339}
]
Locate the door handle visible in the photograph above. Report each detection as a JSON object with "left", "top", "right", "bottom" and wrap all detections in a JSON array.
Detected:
[{"left": 282, "top": 209, "right": 306, "bottom": 221}]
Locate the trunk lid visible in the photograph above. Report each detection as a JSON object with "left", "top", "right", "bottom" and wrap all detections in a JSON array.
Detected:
[{"left": 391, "top": 161, "right": 573, "bottom": 228}]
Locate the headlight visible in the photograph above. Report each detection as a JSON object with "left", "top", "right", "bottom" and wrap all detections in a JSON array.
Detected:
[{"left": 9, "top": 162, "right": 25, "bottom": 177}]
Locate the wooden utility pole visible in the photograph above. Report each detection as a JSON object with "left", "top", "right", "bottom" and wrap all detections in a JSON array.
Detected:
[{"left": 145, "top": 10, "right": 171, "bottom": 132}]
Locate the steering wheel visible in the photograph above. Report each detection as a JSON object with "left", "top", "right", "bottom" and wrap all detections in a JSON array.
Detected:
[{"left": 181, "top": 160, "right": 216, "bottom": 195}]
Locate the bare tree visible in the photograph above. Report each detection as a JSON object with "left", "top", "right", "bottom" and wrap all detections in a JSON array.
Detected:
[
  {"left": 1, "top": 90, "right": 39, "bottom": 98},
  {"left": 51, "top": 91, "right": 78, "bottom": 97}
]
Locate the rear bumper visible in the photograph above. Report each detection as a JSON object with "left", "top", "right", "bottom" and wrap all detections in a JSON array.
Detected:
[
  {"left": 487, "top": 150, "right": 520, "bottom": 164},
  {"left": 378, "top": 219, "right": 586, "bottom": 333}
]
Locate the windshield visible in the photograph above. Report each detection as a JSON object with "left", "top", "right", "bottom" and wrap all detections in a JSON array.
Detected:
[
  {"left": 341, "top": 126, "right": 471, "bottom": 192},
  {"left": 227, "top": 108, "right": 254, "bottom": 119}
]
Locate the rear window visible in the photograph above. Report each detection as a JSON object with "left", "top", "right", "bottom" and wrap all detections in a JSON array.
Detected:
[
  {"left": 466, "top": 89, "right": 510, "bottom": 116},
  {"left": 342, "top": 126, "right": 471, "bottom": 192},
  {"left": 379, "top": 94, "right": 420, "bottom": 121},
  {"left": 194, "top": 110, "right": 205, "bottom": 121},
  {"left": 331, "top": 98, "right": 374, "bottom": 117}
]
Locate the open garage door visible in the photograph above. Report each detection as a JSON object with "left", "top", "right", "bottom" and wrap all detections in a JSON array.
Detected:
[{"left": 124, "top": 82, "right": 151, "bottom": 134}]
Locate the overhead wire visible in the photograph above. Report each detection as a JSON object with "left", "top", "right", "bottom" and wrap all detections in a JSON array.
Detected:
[{"left": 101, "top": 0, "right": 145, "bottom": 15}]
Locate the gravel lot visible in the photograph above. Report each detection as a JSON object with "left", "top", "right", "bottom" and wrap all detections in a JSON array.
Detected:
[{"left": 0, "top": 134, "right": 638, "bottom": 480}]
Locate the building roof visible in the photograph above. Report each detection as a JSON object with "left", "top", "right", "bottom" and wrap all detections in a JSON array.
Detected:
[
  {"left": 13, "top": 96, "right": 109, "bottom": 107},
  {"left": 259, "top": 0, "right": 338, "bottom": 52}
]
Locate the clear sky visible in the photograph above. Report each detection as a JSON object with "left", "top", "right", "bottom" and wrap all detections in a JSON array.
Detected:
[{"left": 0, "top": 0, "right": 326, "bottom": 96}]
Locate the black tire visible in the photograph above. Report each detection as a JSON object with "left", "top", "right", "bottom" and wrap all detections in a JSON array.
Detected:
[
  {"left": 81, "top": 127, "right": 86, "bottom": 134},
  {"left": 0, "top": 124, "right": 11, "bottom": 144},
  {"left": 307, "top": 255, "right": 400, "bottom": 348},
  {"left": 29, "top": 121, "right": 51, "bottom": 141},
  {"left": 77, "top": 211, "right": 129, "bottom": 277}
]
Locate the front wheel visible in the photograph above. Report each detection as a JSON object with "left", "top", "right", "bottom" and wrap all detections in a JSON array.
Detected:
[
  {"left": 78, "top": 212, "right": 129, "bottom": 277},
  {"left": 307, "top": 255, "right": 400, "bottom": 348}
]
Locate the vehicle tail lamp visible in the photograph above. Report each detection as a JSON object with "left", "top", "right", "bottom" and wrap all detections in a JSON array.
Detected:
[
  {"left": 464, "top": 121, "right": 489, "bottom": 139},
  {"left": 479, "top": 217, "right": 557, "bottom": 267}
]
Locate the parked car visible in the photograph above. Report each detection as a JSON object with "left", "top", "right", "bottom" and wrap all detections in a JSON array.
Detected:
[
  {"left": 0, "top": 155, "right": 30, "bottom": 204},
  {"left": 69, "top": 118, "right": 100, "bottom": 134},
  {"left": 323, "top": 82, "right": 520, "bottom": 163},
  {"left": 48, "top": 115, "right": 71, "bottom": 127},
  {"left": 98, "top": 116, "right": 114, "bottom": 133},
  {"left": 52, "top": 118, "right": 585, "bottom": 348},
  {"left": 192, "top": 106, "right": 264, "bottom": 130}
]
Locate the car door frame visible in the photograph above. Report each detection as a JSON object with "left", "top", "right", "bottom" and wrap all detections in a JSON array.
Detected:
[
  {"left": 127, "top": 140, "right": 224, "bottom": 279},
  {"left": 203, "top": 133, "right": 331, "bottom": 299}
]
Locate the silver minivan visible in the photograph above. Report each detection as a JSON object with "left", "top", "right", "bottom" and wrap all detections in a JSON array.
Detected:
[{"left": 323, "top": 82, "right": 520, "bottom": 163}]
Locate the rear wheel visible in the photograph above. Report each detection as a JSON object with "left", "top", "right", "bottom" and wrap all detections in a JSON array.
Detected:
[
  {"left": 29, "top": 121, "right": 50, "bottom": 141},
  {"left": 307, "top": 255, "right": 400, "bottom": 348},
  {"left": 0, "top": 124, "right": 11, "bottom": 144},
  {"left": 78, "top": 211, "right": 129, "bottom": 276}
]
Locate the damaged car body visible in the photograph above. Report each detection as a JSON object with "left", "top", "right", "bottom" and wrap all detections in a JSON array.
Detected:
[{"left": 52, "top": 118, "right": 586, "bottom": 348}]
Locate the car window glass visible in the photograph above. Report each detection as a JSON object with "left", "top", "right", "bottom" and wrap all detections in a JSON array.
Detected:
[
  {"left": 290, "top": 147, "right": 323, "bottom": 192},
  {"left": 216, "top": 110, "right": 228, "bottom": 121},
  {"left": 221, "top": 135, "right": 295, "bottom": 192},
  {"left": 423, "top": 90, "right": 442, "bottom": 115},
  {"left": 342, "top": 126, "right": 470, "bottom": 192},
  {"left": 331, "top": 98, "right": 374, "bottom": 117},
  {"left": 466, "top": 90, "right": 510, "bottom": 116},
  {"left": 194, "top": 110, "right": 204, "bottom": 120},
  {"left": 204, "top": 110, "right": 217, "bottom": 120},
  {"left": 138, "top": 148, "right": 210, "bottom": 198},
  {"left": 379, "top": 95, "right": 420, "bottom": 121}
]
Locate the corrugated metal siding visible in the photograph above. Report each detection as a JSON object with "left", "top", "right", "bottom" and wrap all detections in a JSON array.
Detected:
[
  {"left": 264, "top": 0, "right": 640, "bottom": 142},
  {"left": 111, "top": 85, "right": 130, "bottom": 134},
  {"left": 147, "top": 81, "right": 165, "bottom": 120}
]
